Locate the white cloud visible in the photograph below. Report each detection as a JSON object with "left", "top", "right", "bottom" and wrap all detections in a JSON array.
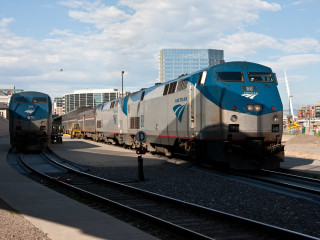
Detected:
[
  {"left": 68, "top": 6, "right": 130, "bottom": 29},
  {"left": 210, "top": 32, "right": 320, "bottom": 58},
  {"left": 59, "top": 0, "right": 281, "bottom": 49},
  {"left": 0, "top": 17, "right": 15, "bottom": 28},
  {"left": 291, "top": 0, "right": 314, "bottom": 6},
  {"left": 281, "top": 38, "right": 320, "bottom": 53},
  {"left": 210, "top": 32, "right": 280, "bottom": 57},
  {"left": 263, "top": 54, "right": 320, "bottom": 72}
]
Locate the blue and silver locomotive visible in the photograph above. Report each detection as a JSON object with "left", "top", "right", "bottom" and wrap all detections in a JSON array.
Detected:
[
  {"left": 62, "top": 61, "right": 284, "bottom": 169},
  {"left": 9, "top": 91, "right": 52, "bottom": 151}
]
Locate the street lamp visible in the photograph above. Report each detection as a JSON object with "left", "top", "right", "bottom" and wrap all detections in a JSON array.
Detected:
[{"left": 121, "top": 71, "right": 124, "bottom": 97}]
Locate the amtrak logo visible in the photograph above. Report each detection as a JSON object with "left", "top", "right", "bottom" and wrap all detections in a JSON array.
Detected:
[
  {"left": 173, "top": 104, "right": 187, "bottom": 122},
  {"left": 25, "top": 110, "right": 35, "bottom": 114},
  {"left": 241, "top": 93, "right": 258, "bottom": 99}
]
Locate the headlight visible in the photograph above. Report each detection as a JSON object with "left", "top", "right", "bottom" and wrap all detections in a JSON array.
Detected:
[
  {"left": 273, "top": 115, "right": 279, "bottom": 122},
  {"left": 254, "top": 105, "right": 261, "bottom": 112},
  {"left": 247, "top": 104, "right": 262, "bottom": 112},
  {"left": 230, "top": 115, "right": 238, "bottom": 122},
  {"left": 247, "top": 105, "right": 253, "bottom": 111}
]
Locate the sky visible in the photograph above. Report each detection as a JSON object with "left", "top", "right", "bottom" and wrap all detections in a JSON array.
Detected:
[{"left": 1, "top": 0, "right": 320, "bottom": 113}]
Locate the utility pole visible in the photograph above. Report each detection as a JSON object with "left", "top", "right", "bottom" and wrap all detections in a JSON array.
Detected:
[{"left": 121, "top": 71, "right": 124, "bottom": 97}]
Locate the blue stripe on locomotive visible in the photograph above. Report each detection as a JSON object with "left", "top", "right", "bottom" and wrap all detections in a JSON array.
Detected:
[
  {"left": 195, "top": 62, "right": 283, "bottom": 115},
  {"left": 120, "top": 61, "right": 282, "bottom": 117},
  {"left": 9, "top": 92, "right": 52, "bottom": 121}
]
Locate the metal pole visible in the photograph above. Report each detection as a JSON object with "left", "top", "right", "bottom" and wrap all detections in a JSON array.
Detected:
[
  {"left": 138, "top": 155, "right": 145, "bottom": 181},
  {"left": 121, "top": 71, "right": 124, "bottom": 97}
]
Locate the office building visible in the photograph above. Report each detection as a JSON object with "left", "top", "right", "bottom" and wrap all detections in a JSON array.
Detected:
[
  {"left": 159, "top": 49, "right": 224, "bottom": 82},
  {"left": 52, "top": 97, "right": 64, "bottom": 116},
  {"left": 297, "top": 106, "right": 314, "bottom": 120},
  {"left": 63, "top": 89, "right": 120, "bottom": 113}
]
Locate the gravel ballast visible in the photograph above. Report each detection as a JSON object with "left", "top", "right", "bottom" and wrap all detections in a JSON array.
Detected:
[
  {"left": 49, "top": 136, "right": 320, "bottom": 238},
  {"left": 85, "top": 160, "right": 320, "bottom": 238},
  {"left": 0, "top": 197, "right": 51, "bottom": 240}
]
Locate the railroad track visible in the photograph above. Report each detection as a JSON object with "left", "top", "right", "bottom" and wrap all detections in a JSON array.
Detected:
[
  {"left": 8, "top": 148, "right": 318, "bottom": 240},
  {"left": 234, "top": 169, "right": 320, "bottom": 198}
]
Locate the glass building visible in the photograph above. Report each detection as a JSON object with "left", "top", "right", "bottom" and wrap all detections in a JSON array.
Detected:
[
  {"left": 64, "top": 89, "right": 120, "bottom": 113},
  {"left": 159, "top": 49, "right": 224, "bottom": 82}
]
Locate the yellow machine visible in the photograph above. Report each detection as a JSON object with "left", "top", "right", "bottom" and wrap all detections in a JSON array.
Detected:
[
  {"left": 288, "top": 118, "right": 302, "bottom": 130},
  {"left": 71, "top": 123, "right": 81, "bottom": 139}
]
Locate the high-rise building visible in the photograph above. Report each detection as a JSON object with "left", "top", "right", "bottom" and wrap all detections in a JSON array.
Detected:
[
  {"left": 297, "top": 106, "right": 313, "bottom": 120},
  {"left": 63, "top": 89, "right": 120, "bottom": 113},
  {"left": 52, "top": 97, "right": 64, "bottom": 116},
  {"left": 314, "top": 103, "right": 320, "bottom": 118},
  {"left": 159, "top": 49, "right": 224, "bottom": 83}
]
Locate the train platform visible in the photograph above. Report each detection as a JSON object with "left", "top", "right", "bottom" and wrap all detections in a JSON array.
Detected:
[
  {"left": 281, "top": 135, "right": 320, "bottom": 177},
  {"left": 0, "top": 136, "right": 158, "bottom": 240}
]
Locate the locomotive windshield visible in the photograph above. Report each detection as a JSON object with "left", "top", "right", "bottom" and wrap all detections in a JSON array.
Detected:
[
  {"left": 248, "top": 72, "right": 273, "bottom": 82},
  {"left": 216, "top": 72, "right": 244, "bottom": 82},
  {"left": 32, "top": 97, "right": 47, "bottom": 103},
  {"left": 14, "top": 97, "right": 29, "bottom": 103}
]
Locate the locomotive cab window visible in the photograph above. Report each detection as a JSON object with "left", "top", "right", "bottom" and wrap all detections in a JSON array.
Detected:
[
  {"left": 32, "top": 97, "right": 47, "bottom": 103},
  {"left": 217, "top": 72, "right": 244, "bottom": 82},
  {"left": 14, "top": 97, "right": 29, "bottom": 103},
  {"left": 248, "top": 72, "right": 273, "bottom": 82}
]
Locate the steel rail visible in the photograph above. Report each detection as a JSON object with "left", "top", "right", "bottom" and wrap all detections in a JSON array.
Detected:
[
  {"left": 40, "top": 150, "right": 319, "bottom": 240},
  {"left": 263, "top": 169, "right": 320, "bottom": 183},
  {"left": 18, "top": 153, "right": 214, "bottom": 240},
  {"left": 242, "top": 169, "right": 320, "bottom": 196}
]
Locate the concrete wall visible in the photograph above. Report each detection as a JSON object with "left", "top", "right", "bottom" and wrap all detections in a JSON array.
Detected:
[{"left": 0, "top": 117, "right": 9, "bottom": 136}]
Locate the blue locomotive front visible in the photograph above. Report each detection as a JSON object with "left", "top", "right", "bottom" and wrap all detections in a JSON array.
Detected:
[
  {"left": 9, "top": 91, "right": 52, "bottom": 150},
  {"left": 196, "top": 62, "right": 284, "bottom": 169}
]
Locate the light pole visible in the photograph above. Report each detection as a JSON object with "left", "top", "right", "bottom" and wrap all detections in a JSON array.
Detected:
[{"left": 121, "top": 71, "right": 124, "bottom": 97}]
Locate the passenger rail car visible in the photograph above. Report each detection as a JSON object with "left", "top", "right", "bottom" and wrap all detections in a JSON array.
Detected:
[
  {"left": 61, "top": 106, "right": 92, "bottom": 134},
  {"left": 9, "top": 91, "right": 52, "bottom": 151},
  {"left": 62, "top": 61, "right": 284, "bottom": 169}
]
